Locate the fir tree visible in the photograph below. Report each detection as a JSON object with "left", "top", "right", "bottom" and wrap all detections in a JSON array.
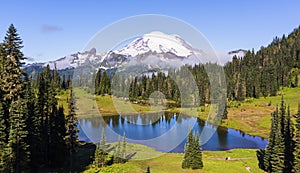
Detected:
[
  {"left": 294, "top": 103, "right": 300, "bottom": 173},
  {"left": 1, "top": 24, "right": 26, "bottom": 102},
  {"left": 190, "top": 132, "right": 203, "bottom": 169},
  {"left": 182, "top": 129, "right": 193, "bottom": 169},
  {"left": 182, "top": 129, "right": 203, "bottom": 169},
  {"left": 271, "top": 121, "right": 285, "bottom": 172},
  {"left": 8, "top": 99, "right": 30, "bottom": 173},
  {"left": 94, "top": 127, "right": 107, "bottom": 168},
  {"left": 0, "top": 101, "right": 9, "bottom": 172},
  {"left": 263, "top": 109, "right": 278, "bottom": 172},
  {"left": 114, "top": 135, "right": 122, "bottom": 164},
  {"left": 222, "top": 101, "right": 228, "bottom": 119},
  {"left": 24, "top": 79, "right": 41, "bottom": 171},
  {"left": 65, "top": 88, "right": 79, "bottom": 172},
  {"left": 122, "top": 132, "right": 127, "bottom": 160},
  {"left": 283, "top": 105, "right": 294, "bottom": 173}
]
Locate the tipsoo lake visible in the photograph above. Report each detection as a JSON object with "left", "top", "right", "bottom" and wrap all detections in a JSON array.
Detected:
[{"left": 78, "top": 112, "right": 268, "bottom": 153}]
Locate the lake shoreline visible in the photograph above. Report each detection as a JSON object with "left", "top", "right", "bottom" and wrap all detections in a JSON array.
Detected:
[
  {"left": 78, "top": 113, "right": 268, "bottom": 152},
  {"left": 78, "top": 109, "right": 269, "bottom": 139}
]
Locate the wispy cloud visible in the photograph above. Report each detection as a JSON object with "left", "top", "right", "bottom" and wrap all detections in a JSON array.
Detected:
[{"left": 41, "top": 25, "right": 63, "bottom": 33}]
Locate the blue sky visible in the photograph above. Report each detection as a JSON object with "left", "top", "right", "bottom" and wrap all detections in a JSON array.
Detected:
[{"left": 1, "top": 0, "right": 300, "bottom": 62}]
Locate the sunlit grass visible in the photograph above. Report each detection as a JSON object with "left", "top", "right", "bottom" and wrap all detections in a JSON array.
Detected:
[
  {"left": 84, "top": 145, "right": 264, "bottom": 173},
  {"left": 57, "top": 87, "right": 300, "bottom": 138}
]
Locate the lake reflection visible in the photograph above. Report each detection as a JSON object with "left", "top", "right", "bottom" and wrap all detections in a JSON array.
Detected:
[{"left": 78, "top": 112, "right": 268, "bottom": 152}]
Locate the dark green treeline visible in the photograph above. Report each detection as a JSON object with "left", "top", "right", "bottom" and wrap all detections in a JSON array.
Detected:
[
  {"left": 256, "top": 97, "right": 300, "bottom": 172},
  {"left": 0, "top": 24, "right": 78, "bottom": 172},
  {"left": 93, "top": 26, "right": 300, "bottom": 106}
]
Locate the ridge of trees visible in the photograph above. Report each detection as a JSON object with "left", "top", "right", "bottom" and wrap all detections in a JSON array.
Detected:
[{"left": 92, "top": 26, "right": 300, "bottom": 106}]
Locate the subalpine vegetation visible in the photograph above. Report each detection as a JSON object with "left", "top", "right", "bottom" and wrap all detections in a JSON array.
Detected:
[
  {"left": 92, "top": 26, "right": 300, "bottom": 106},
  {"left": 2, "top": 21, "right": 300, "bottom": 172},
  {"left": 0, "top": 24, "right": 78, "bottom": 172},
  {"left": 182, "top": 130, "right": 203, "bottom": 170},
  {"left": 256, "top": 97, "right": 300, "bottom": 172}
]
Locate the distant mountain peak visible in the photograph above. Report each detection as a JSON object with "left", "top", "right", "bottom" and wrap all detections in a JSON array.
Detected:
[
  {"left": 114, "top": 31, "right": 198, "bottom": 57},
  {"left": 26, "top": 31, "right": 206, "bottom": 72}
]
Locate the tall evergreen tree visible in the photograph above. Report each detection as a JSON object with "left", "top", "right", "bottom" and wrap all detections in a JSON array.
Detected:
[
  {"left": 182, "top": 129, "right": 192, "bottom": 169},
  {"left": 65, "top": 88, "right": 79, "bottom": 172},
  {"left": 260, "top": 97, "right": 296, "bottom": 172},
  {"left": 1, "top": 24, "right": 26, "bottom": 102},
  {"left": 0, "top": 101, "right": 9, "bottom": 172},
  {"left": 114, "top": 135, "right": 122, "bottom": 164},
  {"left": 271, "top": 120, "right": 285, "bottom": 172},
  {"left": 190, "top": 132, "right": 203, "bottom": 169},
  {"left": 24, "top": 78, "right": 41, "bottom": 171},
  {"left": 182, "top": 129, "right": 203, "bottom": 169},
  {"left": 263, "top": 108, "right": 278, "bottom": 172},
  {"left": 294, "top": 103, "right": 300, "bottom": 172},
  {"left": 7, "top": 99, "right": 30, "bottom": 173},
  {"left": 283, "top": 105, "right": 294, "bottom": 173},
  {"left": 93, "top": 127, "right": 108, "bottom": 168},
  {"left": 122, "top": 132, "right": 127, "bottom": 160}
]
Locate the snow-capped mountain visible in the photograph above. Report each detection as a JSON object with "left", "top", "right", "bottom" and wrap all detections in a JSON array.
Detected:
[
  {"left": 101, "top": 31, "right": 205, "bottom": 71},
  {"left": 47, "top": 48, "right": 105, "bottom": 70},
  {"left": 114, "top": 31, "right": 200, "bottom": 57},
  {"left": 25, "top": 31, "right": 206, "bottom": 73}
]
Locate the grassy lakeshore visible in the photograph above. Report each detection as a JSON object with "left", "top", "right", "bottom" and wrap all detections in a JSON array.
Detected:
[
  {"left": 82, "top": 143, "right": 264, "bottom": 173},
  {"left": 57, "top": 87, "right": 300, "bottom": 138}
]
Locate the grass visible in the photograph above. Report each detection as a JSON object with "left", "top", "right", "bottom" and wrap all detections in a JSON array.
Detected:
[
  {"left": 57, "top": 88, "right": 300, "bottom": 172},
  {"left": 83, "top": 143, "right": 264, "bottom": 173},
  {"left": 56, "top": 86, "right": 300, "bottom": 138},
  {"left": 221, "top": 87, "right": 300, "bottom": 138},
  {"left": 68, "top": 88, "right": 164, "bottom": 117}
]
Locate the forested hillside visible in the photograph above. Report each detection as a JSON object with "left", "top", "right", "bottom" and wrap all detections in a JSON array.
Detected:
[
  {"left": 224, "top": 26, "right": 300, "bottom": 100},
  {"left": 91, "top": 26, "right": 300, "bottom": 106}
]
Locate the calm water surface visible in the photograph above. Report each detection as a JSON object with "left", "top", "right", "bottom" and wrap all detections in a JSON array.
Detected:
[{"left": 78, "top": 112, "right": 268, "bottom": 152}]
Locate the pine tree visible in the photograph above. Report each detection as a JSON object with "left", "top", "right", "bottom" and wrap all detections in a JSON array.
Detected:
[
  {"left": 190, "top": 132, "right": 203, "bottom": 169},
  {"left": 182, "top": 129, "right": 203, "bottom": 169},
  {"left": 1, "top": 24, "right": 26, "bottom": 102},
  {"left": 52, "top": 64, "right": 61, "bottom": 90},
  {"left": 61, "top": 75, "right": 66, "bottom": 89},
  {"left": 114, "top": 135, "right": 122, "bottom": 164},
  {"left": 294, "top": 103, "right": 300, "bottom": 173},
  {"left": 24, "top": 78, "right": 41, "bottom": 171},
  {"left": 100, "top": 128, "right": 106, "bottom": 152},
  {"left": 260, "top": 97, "right": 296, "bottom": 172},
  {"left": 283, "top": 105, "right": 294, "bottom": 173},
  {"left": 93, "top": 127, "right": 107, "bottom": 168},
  {"left": 182, "top": 129, "right": 192, "bottom": 169},
  {"left": 0, "top": 101, "right": 9, "bottom": 172},
  {"left": 8, "top": 99, "right": 30, "bottom": 173},
  {"left": 51, "top": 105, "right": 67, "bottom": 166},
  {"left": 122, "top": 132, "right": 127, "bottom": 161},
  {"left": 271, "top": 121, "right": 285, "bottom": 172},
  {"left": 263, "top": 109, "right": 278, "bottom": 172},
  {"left": 222, "top": 101, "right": 228, "bottom": 119},
  {"left": 0, "top": 43, "right": 5, "bottom": 73},
  {"left": 65, "top": 88, "right": 79, "bottom": 172}
]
